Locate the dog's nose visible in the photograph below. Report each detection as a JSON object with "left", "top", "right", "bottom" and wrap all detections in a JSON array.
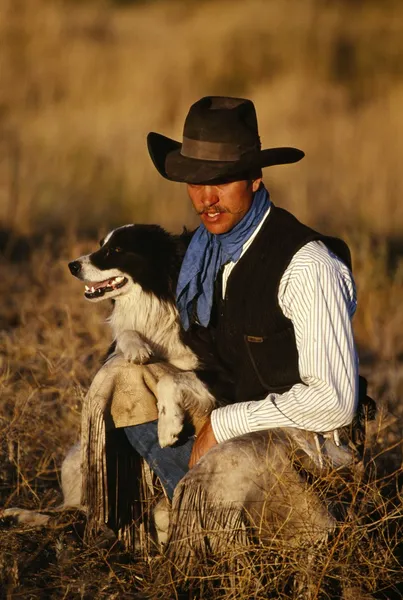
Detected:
[{"left": 68, "top": 260, "right": 82, "bottom": 276}]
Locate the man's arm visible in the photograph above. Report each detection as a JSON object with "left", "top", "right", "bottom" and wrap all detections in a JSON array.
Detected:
[{"left": 210, "top": 241, "right": 359, "bottom": 443}]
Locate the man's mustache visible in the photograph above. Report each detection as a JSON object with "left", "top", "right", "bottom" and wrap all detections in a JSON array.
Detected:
[
  {"left": 197, "top": 207, "right": 228, "bottom": 215},
  {"left": 197, "top": 207, "right": 246, "bottom": 216}
]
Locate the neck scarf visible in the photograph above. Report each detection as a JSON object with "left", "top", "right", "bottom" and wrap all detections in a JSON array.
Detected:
[{"left": 176, "top": 185, "right": 270, "bottom": 330}]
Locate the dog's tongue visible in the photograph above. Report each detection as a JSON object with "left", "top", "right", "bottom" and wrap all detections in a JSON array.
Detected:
[{"left": 90, "top": 279, "right": 111, "bottom": 290}]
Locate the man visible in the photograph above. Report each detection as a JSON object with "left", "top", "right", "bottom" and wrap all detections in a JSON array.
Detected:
[{"left": 125, "top": 96, "right": 358, "bottom": 498}]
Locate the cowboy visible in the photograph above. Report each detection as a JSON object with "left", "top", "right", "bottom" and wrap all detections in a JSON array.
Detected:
[{"left": 124, "top": 96, "right": 359, "bottom": 498}]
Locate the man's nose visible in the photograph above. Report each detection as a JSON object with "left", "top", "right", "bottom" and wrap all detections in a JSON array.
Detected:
[{"left": 202, "top": 186, "right": 220, "bottom": 207}]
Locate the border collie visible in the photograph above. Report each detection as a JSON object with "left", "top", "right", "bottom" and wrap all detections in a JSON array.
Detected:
[
  {"left": 68, "top": 224, "right": 215, "bottom": 448},
  {"left": 2, "top": 224, "right": 214, "bottom": 526}
]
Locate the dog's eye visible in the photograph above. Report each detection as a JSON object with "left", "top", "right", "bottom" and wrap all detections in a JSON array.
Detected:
[{"left": 113, "top": 247, "right": 122, "bottom": 253}]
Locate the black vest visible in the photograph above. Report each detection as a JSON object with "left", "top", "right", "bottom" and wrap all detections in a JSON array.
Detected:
[{"left": 184, "top": 204, "right": 352, "bottom": 405}]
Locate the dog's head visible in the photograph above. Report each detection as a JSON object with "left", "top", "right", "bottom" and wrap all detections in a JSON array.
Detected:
[{"left": 68, "top": 224, "right": 184, "bottom": 303}]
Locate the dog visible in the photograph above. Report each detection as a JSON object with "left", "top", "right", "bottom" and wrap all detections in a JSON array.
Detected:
[
  {"left": 2, "top": 224, "right": 215, "bottom": 527},
  {"left": 68, "top": 223, "right": 215, "bottom": 447}
]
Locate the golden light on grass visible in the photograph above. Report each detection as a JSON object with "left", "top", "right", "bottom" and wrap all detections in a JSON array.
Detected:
[
  {"left": 0, "top": 0, "right": 402, "bottom": 597},
  {"left": 1, "top": 0, "right": 403, "bottom": 235}
]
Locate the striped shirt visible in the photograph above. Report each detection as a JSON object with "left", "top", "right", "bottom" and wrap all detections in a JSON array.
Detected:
[{"left": 210, "top": 206, "right": 359, "bottom": 443}]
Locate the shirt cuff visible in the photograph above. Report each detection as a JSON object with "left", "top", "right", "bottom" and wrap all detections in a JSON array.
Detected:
[{"left": 210, "top": 403, "right": 252, "bottom": 443}]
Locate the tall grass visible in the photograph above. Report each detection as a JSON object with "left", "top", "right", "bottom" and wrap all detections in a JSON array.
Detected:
[
  {"left": 0, "top": 0, "right": 403, "bottom": 236},
  {"left": 0, "top": 1, "right": 402, "bottom": 597},
  {"left": 1, "top": 236, "right": 402, "bottom": 598}
]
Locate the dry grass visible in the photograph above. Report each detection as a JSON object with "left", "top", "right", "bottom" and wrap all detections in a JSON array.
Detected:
[
  {"left": 1, "top": 0, "right": 403, "bottom": 235},
  {"left": 1, "top": 0, "right": 403, "bottom": 597},
  {"left": 148, "top": 466, "right": 403, "bottom": 600},
  {"left": 0, "top": 227, "right": 402, "bottom": 599}
]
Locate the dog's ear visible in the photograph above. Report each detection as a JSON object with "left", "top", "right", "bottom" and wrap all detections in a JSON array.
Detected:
[{"left": 99, "top": 237, "right": 105, "bottom": 247}]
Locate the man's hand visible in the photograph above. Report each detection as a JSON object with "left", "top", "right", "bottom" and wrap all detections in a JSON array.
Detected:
[{"left": 189, "top": 417, "right": 218, "bottom": 468}]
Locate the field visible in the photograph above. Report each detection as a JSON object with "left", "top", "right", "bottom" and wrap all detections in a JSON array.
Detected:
[{"left": 1, "top": 0, "right": 403, "bottom": 597}]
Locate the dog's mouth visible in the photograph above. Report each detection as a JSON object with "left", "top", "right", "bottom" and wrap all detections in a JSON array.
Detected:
[{"left": 84, "top": 275, "right": 128, "bottom": 299}]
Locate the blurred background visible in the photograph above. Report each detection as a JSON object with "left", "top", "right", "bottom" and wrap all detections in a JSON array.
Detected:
[
  {"left": 1, "top": 0, "right": 403, "bottom": 236},
  {"left": 1, "top": 0, "right": 403, "bottom": 384},
  {"left": 0, "top": 5, "right": 402, "bottom": 589}
]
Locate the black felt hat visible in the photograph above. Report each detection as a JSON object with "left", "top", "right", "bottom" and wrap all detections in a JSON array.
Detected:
[{"left": 147, "top": 96, "right": 304, "bottom": 185}]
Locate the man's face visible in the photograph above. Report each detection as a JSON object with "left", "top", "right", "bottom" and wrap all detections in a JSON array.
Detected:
[{"left": 187, "top": 178, "right": 262, "bottom": 234}]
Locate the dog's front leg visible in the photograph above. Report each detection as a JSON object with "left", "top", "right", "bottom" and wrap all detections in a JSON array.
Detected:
[
  {"left": 155, "top": 372, "right": 215, "bottom": 448},
  {"left": 116, "top": 331, "right": 153, "bottom": 364},
  {"left": 156, "top": 375, "right": 186, "bottom": 448}
]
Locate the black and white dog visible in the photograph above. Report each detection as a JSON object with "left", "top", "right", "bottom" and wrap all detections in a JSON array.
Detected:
[
  {"left": 2, "top": 225, "right": 215, "bottom": 526},
  {"left": 68, "top": 223, "right": 215, "bottom": 448}
]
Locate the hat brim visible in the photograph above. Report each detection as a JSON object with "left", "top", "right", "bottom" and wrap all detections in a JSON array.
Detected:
[{"left": 147, "top": 132, "right": 304, "bottom": 185}]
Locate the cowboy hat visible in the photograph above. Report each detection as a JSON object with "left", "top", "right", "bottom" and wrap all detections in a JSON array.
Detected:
[{"left": 147, "top": 96, "right": 304, "bottom": 185}]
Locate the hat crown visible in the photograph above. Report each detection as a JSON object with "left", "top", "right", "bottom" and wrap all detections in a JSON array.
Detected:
[{"left": 183, "top": 96, "right": 261, "bottom": 150}]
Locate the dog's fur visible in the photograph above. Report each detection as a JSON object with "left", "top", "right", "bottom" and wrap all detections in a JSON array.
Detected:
[
  {"left": 68, "top": 223, "right": 215, "bottom": 448},
  {"left": 79, "top": 225, "right": 196, "bottom": 369},
  {"left": 3, "top": 224, "right": 215, "bottom": 525}
]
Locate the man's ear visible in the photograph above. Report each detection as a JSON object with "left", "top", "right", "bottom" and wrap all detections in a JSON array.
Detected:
[{"left": 252, "top": 178, "right": 262, "bottom": 193}]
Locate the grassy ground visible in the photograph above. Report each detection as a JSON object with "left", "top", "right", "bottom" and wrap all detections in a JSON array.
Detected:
[
  {"left": 0, "top": 207, "right": 402, "bottom": 600},
  {"left": 1, "top": 0, "right": 403, "bottom": 597}
]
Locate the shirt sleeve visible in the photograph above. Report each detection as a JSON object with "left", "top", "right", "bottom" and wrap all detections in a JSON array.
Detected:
[{"left": 211, "top": 241, "right": 359, "bottom": 443}]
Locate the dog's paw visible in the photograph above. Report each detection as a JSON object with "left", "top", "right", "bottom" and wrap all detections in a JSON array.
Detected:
[
  {"left": 116, "top": 331, "right": 152, "bottom": 364},
  {"left": 1, "top": 508, "right": 51, "bottom": 527},
  {"left": 156, "top": 376, "right": 185, "bottom": 447},
  {"left": 125, "top": 343, "right": 152, "bottom": 364},
  {"left": 158, "top": 405, "right": 185, "bottom": 448}
]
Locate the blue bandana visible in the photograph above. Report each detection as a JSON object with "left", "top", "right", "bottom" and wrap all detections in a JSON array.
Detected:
[{"left": 176, "top": 185, "right": 270, "bottom": 330}]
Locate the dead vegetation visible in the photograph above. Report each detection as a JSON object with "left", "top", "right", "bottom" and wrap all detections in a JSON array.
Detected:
[
  {"left": 1, "top": 0, "right": 403, "bottom": 236},
  {"left": 1, "top": 0, "right": 403, "bottom": 597},
  {"left": 0, "top": 218, "right": 402, "bottom": 600}
]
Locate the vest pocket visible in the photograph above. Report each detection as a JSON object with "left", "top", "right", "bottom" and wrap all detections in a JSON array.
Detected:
[{"left": 244, "top": 329, "right": 301, "bottom": 393}]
